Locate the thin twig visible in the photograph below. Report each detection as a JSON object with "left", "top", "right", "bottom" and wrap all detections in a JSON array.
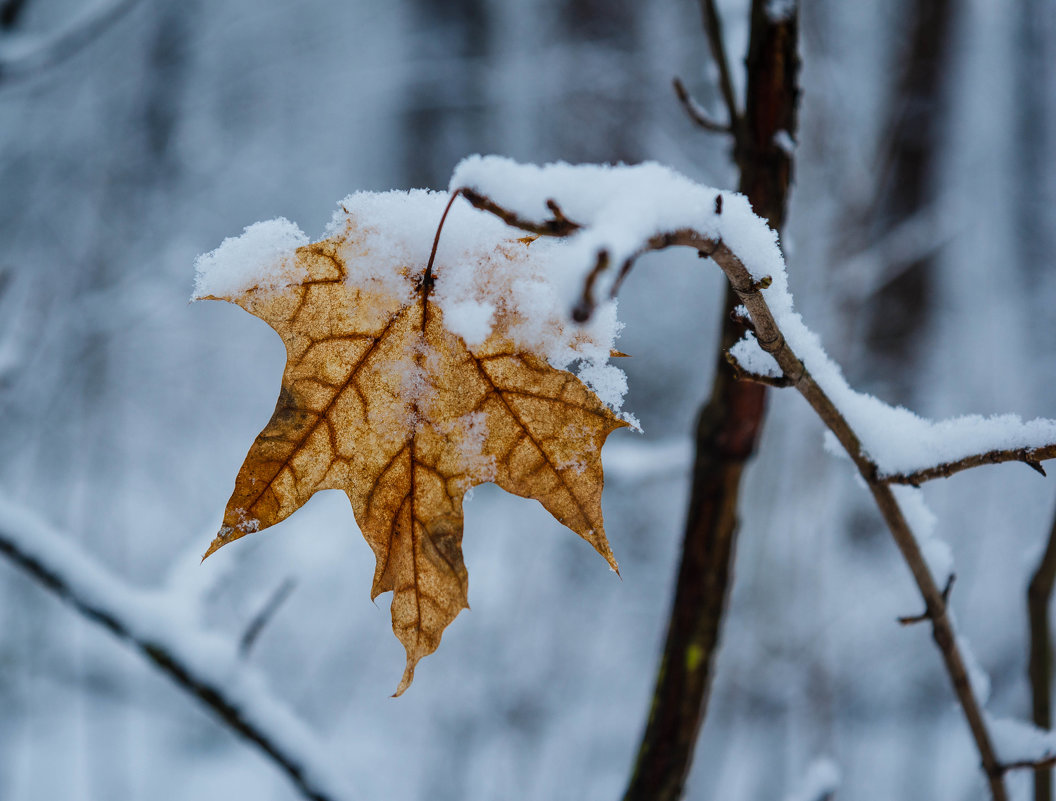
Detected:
[
  {"left": 725, "top": 351, "right": 792, "bottom": 387},
  {"left": 240, "top": 577, "right": 297, "bottom": 658},
  {"left": 608, "top": 255, "right": 638, "bottom": 303},
  {"left": 882, "top": 445, "right": 1056, "bottom": 486},
  {"left": 460, "top": 188, "right": 580, "bottom": 237},
  {"left": 899, "top": 574, "right": 955, "bottom": 625},
  {"left": 456, "top": 190, "right": 1011, "bottom": 801},
  {"left": 572, "top": 249, "right": 610, "bottom": 323},
  {"left": 1002, "top": 755, "right": 1056, "bottom": 774},
  {"left": 699, "top": 0, "right": 741, "bottom": 130},
  {"left": 672, "top": 77, "right": 732, "bottom": 133},
  {"left": 0, "top": 504, "right": 349, "bottom": 801},
  {"left": 1029, "top": 504, "right": 1056, "bottom": 801}
]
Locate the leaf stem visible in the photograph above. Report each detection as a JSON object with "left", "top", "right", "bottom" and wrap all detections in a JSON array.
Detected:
[{"left": 423, "top": 188, "right": 464, "bottom": 297}]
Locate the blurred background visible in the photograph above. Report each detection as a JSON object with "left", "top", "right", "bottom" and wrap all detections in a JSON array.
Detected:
[{"left": 1, "top": 0, "right": 1055, "bottom": 799}]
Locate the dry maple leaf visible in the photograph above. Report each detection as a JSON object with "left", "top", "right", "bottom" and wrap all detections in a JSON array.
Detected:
[{"left": 197, "top": 193, "right": 628, "bottom": 694}]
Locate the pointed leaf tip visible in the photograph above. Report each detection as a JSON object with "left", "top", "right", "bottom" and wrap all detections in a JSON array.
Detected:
[
  {"left": 201, "top": 536, "right": 224, "bottom": 562},
  {"left": 393, "top": 661, "right": 416, "bottom": 697}
]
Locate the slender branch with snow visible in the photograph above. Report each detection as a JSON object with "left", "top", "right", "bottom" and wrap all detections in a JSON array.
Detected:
[
  {"left": 449, "top": 155, "right": 1056, "bottom": 801},
  {"left": 0, "top": 497, "right": 353, "bottom": 801},
  {"left": 880, "top": 444, "right": 1056, "bottom": 486}
]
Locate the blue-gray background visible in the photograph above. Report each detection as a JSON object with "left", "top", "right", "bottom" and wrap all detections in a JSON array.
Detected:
[{"left": 1, "top": 1, "right": 1055, "bottom": 798}]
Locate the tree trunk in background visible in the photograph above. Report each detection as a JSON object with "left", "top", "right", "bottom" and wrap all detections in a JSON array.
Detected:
[
  {"left": 1018, "top": 11, "right": 1056, "bottom": 801},
  {"left": 1015, "top": 0, "right": 1052, "bottom": 284},
  {"left": 862, "top": 0, "right": 952, "bottom": 400},
  {"left": 402, "top": 0, "right": 490, "bottom": 189},
  {"left": 623, "top": 4, "right": 799, "bottom": 800}
]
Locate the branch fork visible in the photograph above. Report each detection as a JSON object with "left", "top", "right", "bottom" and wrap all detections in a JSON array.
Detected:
[{"left": 899, "top": 574, "right": 955, "bottom": 626}]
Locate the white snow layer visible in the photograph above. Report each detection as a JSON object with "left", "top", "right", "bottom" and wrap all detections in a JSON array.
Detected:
[
  {"left": 891, "top": 485, "right": 952, "bottom": 584},
  {"left": 193, "top": 188, "right": 630, "bottom": 414},
  {"left": 451, "top": 155, "right": 1056, "bottom": 478},
  {"left": 989, "top": 715, "right": 1056, "bottom": 765},
  {"left": 957, "top": 631, "right": 992, "bottom": 706},
  {"left": 192, "top": 218, "right": 309, "bottom": 299}
]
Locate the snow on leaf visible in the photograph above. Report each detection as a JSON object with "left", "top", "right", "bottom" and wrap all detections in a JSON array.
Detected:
[{"left": 195, "top": 192, "right": 628, "bottom": 695}]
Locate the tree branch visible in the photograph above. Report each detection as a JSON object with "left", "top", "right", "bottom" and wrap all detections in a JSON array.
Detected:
[
  {"left": 725, "top": 350, "right": 792, "bottom": 387},
  {"left": 1029, "top": 505, "right": 1056, "bottom": 801},
  {"left": 672, "top": 76, "right": 732, "bottom": 134},
  {"left": 453, "top": 190, "right": 1011, "bottom": 801},
  {"left": 0, "top": 498, "right": 352, "bottom": 801},
  {"left": 1002, "top": 755, "right": 1056, "bottom": 774},
  {"left": 240, "top": 577, "right": 297, "bottom": 658},
  {"left": 882, "top": 444, "right": 1056, "bottom": 486},
  {"left": 460, "top": 188, "right": 580, "bottom": 237}
]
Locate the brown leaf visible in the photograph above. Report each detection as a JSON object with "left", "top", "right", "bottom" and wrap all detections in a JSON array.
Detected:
[{"left": 200, "top": 206, "right": 627, "bottom": 694}]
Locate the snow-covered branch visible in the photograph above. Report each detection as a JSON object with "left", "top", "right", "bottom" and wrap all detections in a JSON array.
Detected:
[
  {"left": 449, "top": 155, "right": 1056, "bottom": 801},
  {"left": 725, "top": 349, "right": 794, "bottom": 387},
  {"left": 881, "top": 443, "right": 1056, "bottom": 486},
  {"left": 0, "top": 497, "right": 353, "bottom": 801}
]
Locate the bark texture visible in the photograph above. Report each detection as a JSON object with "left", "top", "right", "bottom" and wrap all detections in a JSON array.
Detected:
[
  {"left": 1030, "top": 509, "right": 1056, "bottom": 801},
  {"left": 621, "top": 4, "right": 799, "bottom": 800}
]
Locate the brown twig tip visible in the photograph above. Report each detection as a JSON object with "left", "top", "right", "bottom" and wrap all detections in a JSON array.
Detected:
[
  {"left": 458, "top": 187, "right": 582, "bottom": 237},
  {"left": 898, "top": 610, "right": 928, "bottom": 626},
  {"left": 672, "top": 75, "right": 689, "bottom": 102},
  {"left": 883, "top": 444, "right": 1056, "bottom": 486},
  {"left": 998, "top": 755, "right": 1056, "bottom": 774},
  {"left": 545, "top": 198, "right": 570, "bottom": 225},
  {"left": 609, "top": 257, "right": 637, "bottom": 301},
  {"left": 714, "top": 194, "right": 723, "bottom": 215},
  {"left": 239, "top": 578, "right": 297, "bottom": 658},
  {"left": 571, "top": 301, "right": 592, "bottom": 323},
  {"left": 730, "top": 307, "right": 754, "bottom": 330},
  {"left": 573, "top": 249, "right": 611, "bottom": 323},
  {"left": 671, "top": 76, "right": 733, "bottom": 134},
  {"left": 724, "top": 351, "right": 791, "bottom": 388}
]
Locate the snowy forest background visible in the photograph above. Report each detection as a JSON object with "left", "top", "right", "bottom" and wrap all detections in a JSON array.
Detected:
[{"left": 1, "top": 0, "right": 1055, "bottom": 799}]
